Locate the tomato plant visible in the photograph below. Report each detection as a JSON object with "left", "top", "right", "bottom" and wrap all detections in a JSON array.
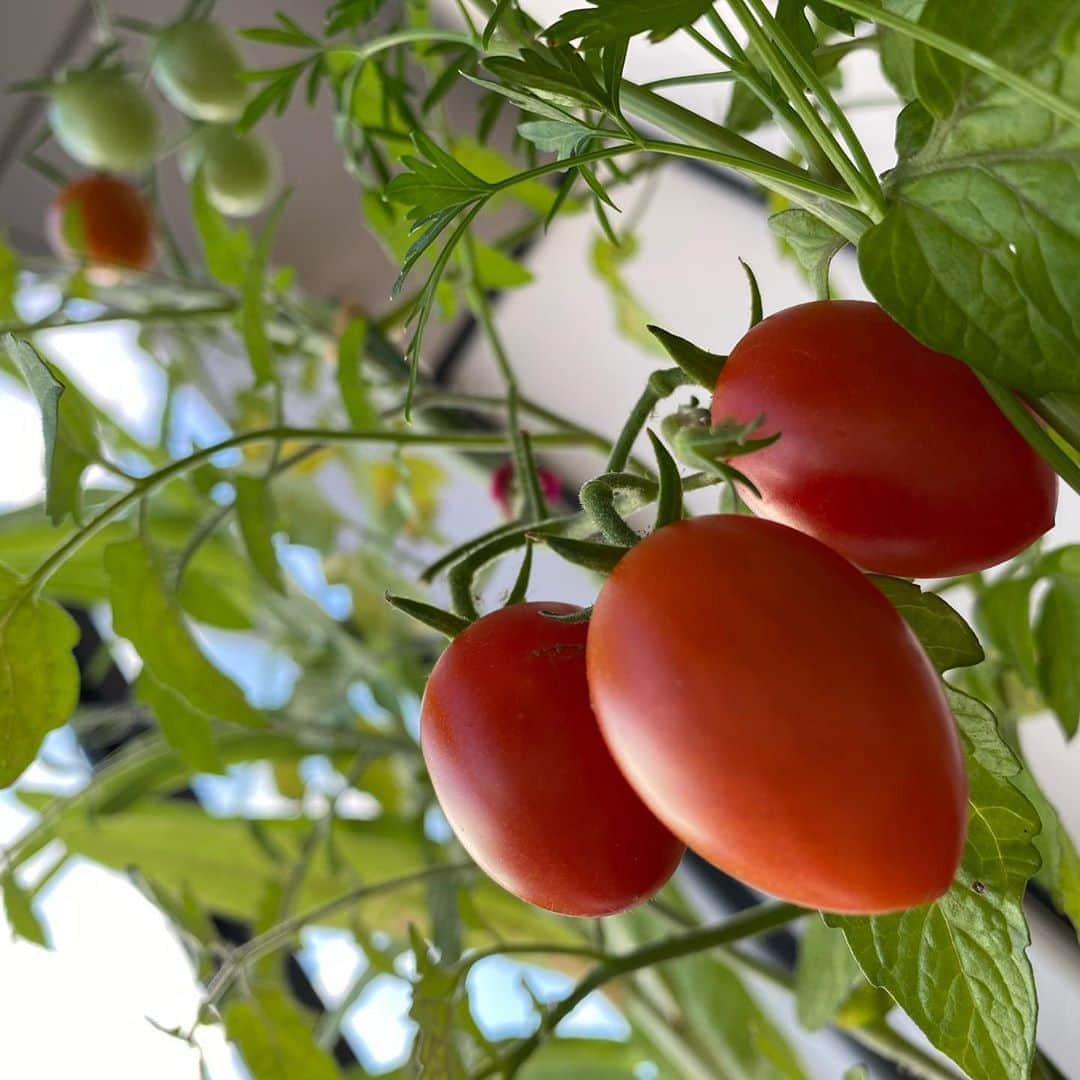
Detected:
[
  {"left": 152, "top": 20, "right": 248, "bottom": 123},
  {"left": 712, "top": 301, "right": 1059, "bottom": 577},
  {"left": 1, "top": 1, "right": 1078, "bottom": 1079},
  {"left": 47, "top": 174, "right": 155, "bottom": 273},
  {"left": 421, "top": 603, "right": 683, "bottom": 916},
  {"left": 588, "top": 515, "right": 967, "bottom": 913},
  {"left": 47, "top": 68, "right": 160, "bottom": 172}
]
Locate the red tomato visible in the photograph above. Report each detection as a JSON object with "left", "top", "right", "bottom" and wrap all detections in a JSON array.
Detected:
[
  {"left": 421, "top": 602, "right": 684, "bottom": 916},
  {"left": 712, "top": 300, "right": 1057, "bottom": 577},
  {"left": 48, "top": 175, "right": 154, "bottom": 274},
  {"left": 587, "top": 515, "right": 967, "bottom": 914}
]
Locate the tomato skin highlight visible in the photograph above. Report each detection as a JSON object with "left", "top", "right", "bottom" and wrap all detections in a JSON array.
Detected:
[
  {"left": 712, "top": 300, "right": 1057, "bottom": 577},
  {"left": 48, "top": 175, "right": 154, "bottom": 273},
  {"left": 587, "top": 516, "right": 967, "bottom": 915},
  {"left": 420, "top": 602, "right": 684, "bottom": 916}
]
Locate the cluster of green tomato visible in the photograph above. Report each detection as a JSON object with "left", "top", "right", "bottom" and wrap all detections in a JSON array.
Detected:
[
  {"left": 421, "top": 302, "right": 1059, "bottom": 920},
  {"left": 43, "top": 20, "right": 280, "bottom": 273}
]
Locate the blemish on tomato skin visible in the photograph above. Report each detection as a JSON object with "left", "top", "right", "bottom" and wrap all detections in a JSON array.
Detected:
[
  {"left": 531, "top": 643, "right": 586, "bottom": 659},
  {"left": 973, "top": 880, "right": 986, "bottom": 894}
]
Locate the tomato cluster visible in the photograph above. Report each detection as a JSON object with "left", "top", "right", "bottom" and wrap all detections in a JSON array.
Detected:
[
  {"left": 421, "top": 301, "right": 1057, "bottom": 918},
  {"left": 42, "top": 20, "right": 282, "bottom": 275}
]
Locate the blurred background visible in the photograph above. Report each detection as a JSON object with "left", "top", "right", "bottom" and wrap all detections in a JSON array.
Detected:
[{"left": 1, "top": 2, "right": 1079, "bottom": 1078}]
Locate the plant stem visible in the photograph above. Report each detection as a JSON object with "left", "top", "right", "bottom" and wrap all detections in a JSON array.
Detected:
[
  {"left": 477, "top": 901, "right": 807, "bottom": 1077},
  {"left": 20, "top": 427, "right": 594, "bottom": 604},
  {"left": 824, "top": 0, "right": 1080, "bottom": 127},
  {"left": 202, "top": 861, "right": 473, "bottom": 1009},
  {"left": 974, "top": 375, "right": 1080, "bottom": 494},
  {"left": 326, "top": 28, "right": 479, "bottom": 64},
  {"left": 727, "top": 0, "right": 883, "bottom": 218},
  {"left": 2, "top": 302, "right": 238, "bottom": 335}
]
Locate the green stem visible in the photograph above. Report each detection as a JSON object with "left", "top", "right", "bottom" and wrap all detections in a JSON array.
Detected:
[
  {"left": 743, "top": 0, "right": 883, "bottom": 213},
  {"left": 824, "top": 0, "right": 1080, "bottom": 127},
  {"left": 21, "top": 427, "right": 593, "bottom": 602},
  {"left": 607, "top": 368, "right": 689, "bottom": 472},
  {"left": 326, "top": 28, "right": 479, "bottom": 64},
  {"left": 974, "top": 375, "right": 1080, "bottom": 494},
  {"left": 727, "top": 0, "right": 883, "bottom": 218},
  {"left": 1030, "top": 392, "right": 1080, "bottom": 455},
  {"left": 852, "top": 1024, "right": 963, "bottom": 1080},
  {"left": 1, "top": 302, "right": 238, "bottom": 335},
  {"left": 202, "top": 862, "right": 473, "bottom": 1009},
  {"left": 479, "top": 901, "right": 807, "bottom": 1078}
]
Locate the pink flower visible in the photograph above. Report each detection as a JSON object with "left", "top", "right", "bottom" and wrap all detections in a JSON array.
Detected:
[{"left": 491, "top": 460, "right": 562, "bottom": 517}]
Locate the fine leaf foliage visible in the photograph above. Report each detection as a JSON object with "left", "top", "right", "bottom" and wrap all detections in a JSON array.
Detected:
[
  {"left": 768, "top": 210, "right": 846, "bottom": 299},
  {"left": 545, "top": 0, "right": 716, "bottom": 50},
  {"left": 860, "top": 0, "right": 1080, "bottom": 395},
  {"left": 828, "top": 690, "right": 1040, "bottom": 1080},
  {"left": 137, "top": 671, "right": 224, "bottom": 776},
  {"left": 105, "top": 537, "right": 263, "bottom": 728},
  {"left": 234, "top": 475, "right": 285, "bottom": 594},
  {"left": 0, "top": 565, "right": 80, "bottom": 788}
]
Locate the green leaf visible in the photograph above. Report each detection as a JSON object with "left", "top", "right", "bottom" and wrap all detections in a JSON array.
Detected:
[
  {"left": 842, "top": 1067, "right": 869, "bottom": 1080},
  {"left": 191, "top": 174, "right": 253, "bottom": 287},
  {"left": 877, "top": 0, "right": 927, "bottom": 100},
  {"left": 517, "top": 119, "right": 596, "bottom": 159},
  {"left": 451, "top": 138, "right": 559, "bottom": 216},
  {"left": 1035, "top": 579, "right": 1080, "bottom": 738},
  {"left": 795, "top": 916, "right": 859, "bottom": 1031},
  {"left": 976, "top": 578, "right": 1038, "bottom": 686},
  {"left": 242, "top": 197, "right": 288, "bottom": 385},
  {"left": 7, "top": 337, "right": 99, "bottom": 526},
  {"left": 1, "top": 871, "right": 48, "bottom": 946},
  {"left": 471, "top": 241, "right": 534, "bottom": 291},
  {"left": 0, "top": 565, "right": 80, "bottom": 787},
  {"left": 137, "top": 671, "right": 224, "bottom": 776},
  {"left": 225, "top": 987, "right": 340, "bottom": 1080},
  {"left": 523, "top": 1039, "right": 653, "bottom": 1078},
  {"left": 105, "top": 537, "right": 263, "bottom": 727},
  {"left": 336, "top": 317, "right": 378, "bottom": 430},
  {"left": 647, "top": 325, "right": 726, "bottom": 389},
  {"left": 545, "top": 0, "right": 715, "bottom": 50},
  {"left": 860, "top": 1, "right": 1080, "bottom": 395},
  {"left": 829, "top": 690, "right": 1040, "bottom": 1080},
  {"left": 868, "top": 575, "right": 984, "bottom": 671},
  {"left": 234, "top": 475, "right": 285, "bottom": 594},
  {"left": 1010, "top": 761, "right": 1080, "bottom": 937},
  {"left": 768, "top": 210, "right": 846, "bottom": 299},
  {"left": 0, "top": 233, "right": 18, "bottom": 321},
  {"left": 409, "top": 927, "right": 496, "bottom": 1079},
  {"left": 662, "top": 951, "right": 807, "bottom": 1079},
  {"left": 590, "top": 234, "right": 664, "bottom": 356},
  {"left": 539, "top": 535, "right": 628, "bottom": 573}
]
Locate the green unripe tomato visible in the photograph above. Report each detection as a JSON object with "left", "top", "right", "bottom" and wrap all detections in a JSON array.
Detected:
[
  {"left": 49, "top": 69, "right": 161, "bottom": 172},
  {"left": 153, "top": 21, "right": 247, "bottom": 123},
  {"left": 183, "top": 127, "right": 281, "bottom": 217}
]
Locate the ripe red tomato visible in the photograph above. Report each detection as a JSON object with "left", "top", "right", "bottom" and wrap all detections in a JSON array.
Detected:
[
  {"left": 587, "top": 515, "right": 967, "bottom": 914},
  {"left": 420, "top": 602, "right": 684, "bottom": 916},
  {"left": 48, "top": 175, "right": 154, "bottom": 273},
  {"left": 712, "top": 300, "right": 1057, "bottom": 577}
]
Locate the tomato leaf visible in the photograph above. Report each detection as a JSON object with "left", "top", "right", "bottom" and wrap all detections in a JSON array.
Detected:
[
  {"left": 191, "top": 174, "right": 253, "bottom": 287},
  {"left": 7, "top": 336, "right": 100, "bottom": 526},
  {"left": 105, "top": 536, "right": 263, "bottom": 727},
  {"left": 409, "top": 926, "right": 497, "bottom": 1079},
  {"left": 976, "top": 578, "right": 1038, "bottom": 686},
  {"left": 137, "top": 671, "right": 224, "bottom": 776},
  {"left": 768, "top": 210, "right": 846, "bottom": 300},
  {"left": 1, "top": 871, "right": 48, "bottom": 946},
  {"left": 591, "top": 234, "right": 664, "bottom": 356},
  {"left": 860, "top": 0, "right": 1080, "bottom": 395},
  {"left": 545, "top": 0, "right": 716, "bottom": 49},
  {"left": 0, "top": 565, "right": 80, "bottom": 787},
  {"left": 336, "top": 317, "right": 378, "bottom": 430},
  {"left": 242, "top": 195, "right": 288, "bottom": 386},
  {"left": 795, "top": 915, "right": 860, "bottom": 1031},
  {"left": 1010, "top": 760, "right": 1080, "bottom": 938},
  {"left": 1035, "top": 579, "right": 1080, "bottom": 738},
  {"left": 225, "top": 987, "right": 340, "bottom": 1080},
  {"left": 868, "top": 575, "right": 984, "bottom": 672},
  {"left": 828, "top": 690, "right": 1040, "bottom": 1080},
  {"left": 234, "top": 475, "right": 285, "bottom": 594}
]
